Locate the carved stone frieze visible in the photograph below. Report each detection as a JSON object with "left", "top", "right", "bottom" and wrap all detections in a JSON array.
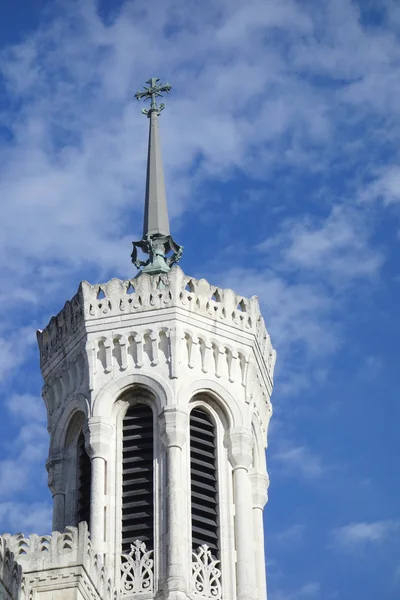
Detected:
[{"left": 37, "top": 267, "right": 276, "bottom": 381}]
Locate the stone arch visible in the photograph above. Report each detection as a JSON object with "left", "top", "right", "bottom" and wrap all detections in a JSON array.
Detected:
[
  {"left": 92, "top": 371, "right": 173, "bottom": 419},
  {"left": 105, "top": 374, "right": 167, "bottom": 566},
  {"left": 178, "top": 379, "right": 244, "bottom": 429},
  {"left": 189, "top": 393, "right": 229, "bottom": 433},
  {"left": 113, "top": 384, "right": 158, "bottom": 424},
  {"left": 50, "top": 393, "right": 89, "bottom": 453}
]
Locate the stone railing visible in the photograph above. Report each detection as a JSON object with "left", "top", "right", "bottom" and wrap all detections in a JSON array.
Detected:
[
  {"left": 0, "top": 537, "right": 26, "bottom": 600},
  {"left": 191, "top": 545, "right": 221, "bottom": 600},
  {"left": 2, "top": 522, "right": 116, "bottom": 600},
  {"left": 37, "top": 266, "right": 276, "bottom": 376}
]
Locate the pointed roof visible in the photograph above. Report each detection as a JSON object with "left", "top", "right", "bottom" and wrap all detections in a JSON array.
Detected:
[
  {"left": 131, "top": 78, "right": 183, "bottom": 276},
  {"left": 143, "top": 109, "right": 170, "bottom": 238}
]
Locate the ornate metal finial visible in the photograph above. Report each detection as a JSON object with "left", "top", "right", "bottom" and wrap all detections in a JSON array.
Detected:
[
  {"left": 135, "top": 77, "right": 172, "bottom": 117},
  {"left": 131, "top": 78, "right": 183, "bottom": 275}
]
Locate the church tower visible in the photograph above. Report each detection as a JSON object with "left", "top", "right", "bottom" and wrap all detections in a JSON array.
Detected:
[{"left": 0, "top": 79, "right": 275, "bottom": 600}]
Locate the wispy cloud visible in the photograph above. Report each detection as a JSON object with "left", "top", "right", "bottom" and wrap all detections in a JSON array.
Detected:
[
  {"left": 331, "top": 520, "right": 400, "bottom": 553},
  {"left": 258, "top": 205, "right": 383, "bottom": 287},
  {"left": 5, "top": 394, "right": 46, "bottom": 423},
  {"left": 0, "top": 502, "right": 52, "bottom": 535},
  {"left": 273, "top": 445, "right": 326, "bottom": 479},
  {"left": 270, "top": 524, "right": 306, "bottom": 546}
]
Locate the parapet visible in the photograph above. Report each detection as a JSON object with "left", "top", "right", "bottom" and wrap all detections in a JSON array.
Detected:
[
  {"left": 0, "top": 537, "right": 25, "bottom": 600},
  {"left": 1, "top": 522, "right": 116, "bottom": 600},
  {"left": 37, "top": 266, "right": 276, "bottom": 378}
]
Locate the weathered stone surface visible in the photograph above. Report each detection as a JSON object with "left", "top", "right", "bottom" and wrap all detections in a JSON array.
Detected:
[{"left": 1, "top": 267, "right": 275, "bottom": 600}]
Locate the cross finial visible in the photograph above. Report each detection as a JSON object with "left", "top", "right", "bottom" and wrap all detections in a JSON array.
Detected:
[
  {"left": 131, "top": 77, "right": 183, "bottom": 275},
  {"left": 135, "top": 77, "right": 172, "bottom": 117}
]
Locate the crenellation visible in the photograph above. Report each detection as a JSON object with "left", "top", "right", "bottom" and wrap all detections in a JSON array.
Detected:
[
  {"left": 1, "top": 523, "right": 116, "bottom": 600},
  {"left": 37, "top": 268, "right": 276, "bottom": 386},
  {"left": 0, "top": 536, "right": 25, "bottom": 600}
]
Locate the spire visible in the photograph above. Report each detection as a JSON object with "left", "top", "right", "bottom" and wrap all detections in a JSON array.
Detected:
[{"left": 131, "top": 78, "right": 183, "bottom": 275}]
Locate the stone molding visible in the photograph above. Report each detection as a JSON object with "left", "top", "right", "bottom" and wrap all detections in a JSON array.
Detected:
[
  {"left": 159, "top": 408, "right": 188, "bottom": 449},
  {"left": 37, "top": 267, "right": 276, "bottom": 379},
  {"left": 83, "top": 416, "right": 114, "bottom": 458},
  {"left": 224, "top": 429, "right": 254, "bottom": 470},
  {"left": 249, "top": 473, "right": 270, "bottom": 509}
]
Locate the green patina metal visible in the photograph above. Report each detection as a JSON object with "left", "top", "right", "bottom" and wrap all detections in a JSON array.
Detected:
[
  {"left": 135, "top": 77, "right": 172, "bottom": 117},
  {"left": 131, "top": 78, "right": 183, "bottom": 275}
]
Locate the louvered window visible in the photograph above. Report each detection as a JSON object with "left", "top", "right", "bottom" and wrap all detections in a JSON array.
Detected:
[
  {"left": 190, "top": 407, "right": 219, "bottom": 557},
  {"left": 122, "top": 403, "right": 154, "bottom": 554},
  {"left": 76, "top": 431, "right": 91, "bottom": 525}
]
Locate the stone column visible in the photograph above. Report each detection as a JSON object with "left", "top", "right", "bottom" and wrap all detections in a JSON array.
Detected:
[
  {"left": 83, "top": 417, "right": 113, "bottom": 555},
  {"left": 159, "top": 408, "right": 189, "bottom": 600},
  {"left": 249, "top": 473, "right": 269, "bottom": 600},
  {"left": 225, "top": 429, "right": 257, "bottom": 600},
  {"left": 46, "top": 454, "right": 68, "bottom": 532}
]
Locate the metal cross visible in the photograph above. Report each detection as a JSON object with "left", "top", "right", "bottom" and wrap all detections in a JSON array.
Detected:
[{"left": 135, "top": 78, "right": 172, "bottom": 117}]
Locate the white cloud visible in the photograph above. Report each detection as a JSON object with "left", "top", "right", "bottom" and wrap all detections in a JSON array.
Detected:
[
  {"left": 5, "top": 394, "right": 46, "bottom": 423},
  {"left": 258, "top": 205, "right": 384, "bottom": 287},
  {"left": 0, "top": 420, "right": 48, "bottom": 499},
  {"left": 331, "top": 520, "right": 400, "bottom": 552},
  {"left": 273, "top": 445, "right": 325, "bottom": 479},
  {"left": 271, "top": 524, "right": 305, "bottom": 546},
  {"left": 0, "top": 502, "right": 52, "bottom": 535},
  {"left": 0, "top": 326, "right": 38, "bottom": 384},
  {"left": 361, "top": 166, "right": 400, "bottom": 206},
  {"left": 0, "top": 0, "right": 395, "bottom": 300}
]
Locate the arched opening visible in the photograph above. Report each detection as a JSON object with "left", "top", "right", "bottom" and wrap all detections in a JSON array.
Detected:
[
  {"left": 76, "top": 431, "right": 91, "bottom": 525},
  {"left": 122, "top": 403, "right": 154, "bottom": 554},
  {"left": 190, "top": 407, "right": 219, "bottom": 558}
]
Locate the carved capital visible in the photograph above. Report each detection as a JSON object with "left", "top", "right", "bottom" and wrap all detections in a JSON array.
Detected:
[
  {"left": 224, "top": 428, "right": 254, "bottom": 470},
  {"left": 159, "top": 408, "right": 188, "bottom": 449},
  {"left": 83, "top": 417, "right": 114, "bottom": 458},
  {"left": 249, "top": 473, "right": 269, "bottom": 509}
]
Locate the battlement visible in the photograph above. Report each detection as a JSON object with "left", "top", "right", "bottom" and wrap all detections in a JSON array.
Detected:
[
  {"left": 37, "top": 266, "right": 276, "bottom": 377},
  {"left": 1, "top": 522, "right": 116, "bottom": 599},
  {"left": 0, "top": 536, "right": 25, "bottom": 600}
]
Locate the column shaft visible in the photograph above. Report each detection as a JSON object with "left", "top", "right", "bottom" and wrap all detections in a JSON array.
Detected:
[
  {"left": 233, "top": 466, "right": 257, "bottom": 600},
  {"left": 52, "top": 492, "right": 65, "bottom": 532},
  {"left": 253, "top": 506, "right": 266, "bottom": 600},
  {"left": 160, "top": 408, "right": 189, "bottom": 600},
  {"left": 90, "top": 456, "right": 106, "bottom": 548},
  {"left": 166, "top": 444, "right": 186, "bottom": 590}
]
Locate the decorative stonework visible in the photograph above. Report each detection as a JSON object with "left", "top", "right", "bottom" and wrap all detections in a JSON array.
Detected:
[
  {"left": 37, "top": 267, "right": 276, "bottom": 379},
  {"left": 0, "top": 536, "right": 26, "bottom": 600},
  {"left": 191, "top": 545, "right": 222, "bottom": 599},
  {"left": 1, "top": 522, "right": 116, "bottom": 600},
  {"left": 120, "top": 540, "right": 154, "bottom": 595},
  {"left": 36, "top": 266, "right": 274, "bottom": 600}
]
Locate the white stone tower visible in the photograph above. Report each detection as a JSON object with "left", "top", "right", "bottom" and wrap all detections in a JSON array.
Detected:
[{"left": 0, "top": 79, "right": 275, "bottom": 600}]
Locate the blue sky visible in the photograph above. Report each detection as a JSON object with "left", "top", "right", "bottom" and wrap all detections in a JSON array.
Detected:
[{"left": 0, "top": 0, "right": 399, "bottom": 598}]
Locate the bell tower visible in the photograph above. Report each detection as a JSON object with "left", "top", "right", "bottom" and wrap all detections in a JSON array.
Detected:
[{"left": 2, "top": 79, "right": 275, "bottom": 600}]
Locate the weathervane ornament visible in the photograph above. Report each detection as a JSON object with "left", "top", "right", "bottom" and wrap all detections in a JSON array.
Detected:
[{"left": 131, "top": 78, "right": 183, "bottom": 275}]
